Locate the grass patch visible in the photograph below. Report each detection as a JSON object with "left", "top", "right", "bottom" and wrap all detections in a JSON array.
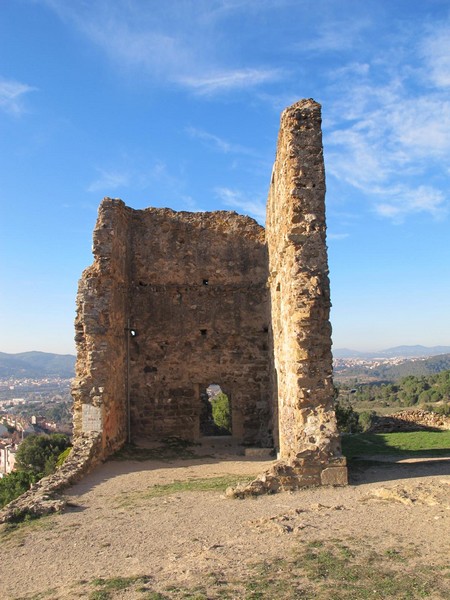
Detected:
[
  {"left": 342, "top": 430, "right": 450, "bottom": 459},
  {"left": 154, "top": 540, "right": 448, "bottom": 599},
  {"left": 86, "top": 575, "right": 153, "bottom": 599},
  {"left": 115, "top": 475, "right": 253, "bottom": 507},
  {"left": 15, "top": 541, "right": 449, "bottom": 599},
  {"left": 0, "top": 514, "right": 54, "bottom": 547},
  {"left": 14, "top": 591, "right": 58, "bottom": 600},
  {"left": 236, "top": 540, "right": 449, "bottom": 599}
]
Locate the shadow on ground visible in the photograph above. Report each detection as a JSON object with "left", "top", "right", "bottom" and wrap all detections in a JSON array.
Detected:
[{"left": 349, "top": 456, "right": 450, "bottom": 485}]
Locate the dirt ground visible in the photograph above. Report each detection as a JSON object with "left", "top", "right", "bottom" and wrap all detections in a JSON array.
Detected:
[{"left": 0, "top": 448, "right": 449, "bottom": 600}]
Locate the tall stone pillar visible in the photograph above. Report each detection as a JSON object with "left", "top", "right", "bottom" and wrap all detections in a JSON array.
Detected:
[
  {"left": 266, "top": 99, "right": 346, "bottom": 485},
  {"left": 72, "top": 198, "right": 131, "bottom": 458}
]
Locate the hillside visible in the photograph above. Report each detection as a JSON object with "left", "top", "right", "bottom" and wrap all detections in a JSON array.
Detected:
[
  {"left": 0, "top": 351, "right": 76, "bottom": 378},
  {"left": 334, "top": 353, "right": 450, "bottom": 383},
  {"left": 333, "top": 345, "right": 450, "bottom": 359}
]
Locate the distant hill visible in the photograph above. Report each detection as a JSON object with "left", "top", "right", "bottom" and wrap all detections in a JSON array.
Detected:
[
  {"left": 0, "top": 352, "right": 76, "bottom": 378},
  {"left": 334, "top": 353, "right": 450, "bottom": 382},
  {"left": 333, "top": 345, "right": 450, "bottom": 359},
  {"left": 376, "top": 353, "right": 450, "bottom": 380}
]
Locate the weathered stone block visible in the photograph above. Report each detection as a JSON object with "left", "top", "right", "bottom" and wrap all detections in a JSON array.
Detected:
[{"left": 320, "top": 466, "right": 349, "bottom": 486}]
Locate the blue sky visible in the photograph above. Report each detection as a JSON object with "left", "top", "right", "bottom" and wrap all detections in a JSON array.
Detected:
[{"left": 1, "top": 0, "right": 449, "bottom": 355}]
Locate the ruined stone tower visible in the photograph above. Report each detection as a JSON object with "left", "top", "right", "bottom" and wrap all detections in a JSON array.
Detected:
[{"left": 72, "top": 99, "right": 347, "bottom": 488}]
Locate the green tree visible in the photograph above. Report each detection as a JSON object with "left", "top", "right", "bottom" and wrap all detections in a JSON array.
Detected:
[
  {"left": 358, "top": 410, "right": 376, "bottom": 432},
  {"left": 15, "top": 433, "right": 71, "bottom": 477},
  {"left": 335, "top": 401, "right": 360, "bottom": 433},
  {"left": 0, "top": 470, "right": 37, "bottom": 508},
  {"left": 210, "top": 392, "right": 232, "bottom": 433}
]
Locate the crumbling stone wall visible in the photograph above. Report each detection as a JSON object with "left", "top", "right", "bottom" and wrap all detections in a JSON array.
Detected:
[
  {"left": 266, "top": 99, "right": 341, "bottom": 465},
  {"left": 128, "top": 209, "right": 270, "bottom": 445},
  {"left": 72, "top": 200, "right": 131, "bottom": 457},
  {"left": 71, "top": 98, "right": 347, "bottom": 487},
  {"left": 72, "top": 204, "right": 271, "bottom": 456}
]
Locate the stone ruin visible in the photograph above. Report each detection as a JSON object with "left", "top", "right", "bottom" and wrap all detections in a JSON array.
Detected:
[
  {"left": 0, "top": 99, "right": 346, "bottom": 522},
  {"left": 71, "top": 98, "right": 347, "bottom": 490}
]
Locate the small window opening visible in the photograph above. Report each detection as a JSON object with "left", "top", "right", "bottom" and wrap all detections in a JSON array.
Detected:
[
  {"left": 276, "top": 282, "right": 281, "bottom": 292},
  {"left": 200, "top": 329, "right": 207, "bottom": 337},
  {"left": 202, "top": 279, "right": 209, "bottom": 286},
  {"left": 263, "top": 326, "right": 269, "bottom": 333},
  {"left": 200, "top": 384, "right": 232, "bottom": 436}
]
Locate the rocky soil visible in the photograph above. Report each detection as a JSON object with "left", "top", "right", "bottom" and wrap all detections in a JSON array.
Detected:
[{"left": 0, "top": 451, "right": 449, "bottom": 599}]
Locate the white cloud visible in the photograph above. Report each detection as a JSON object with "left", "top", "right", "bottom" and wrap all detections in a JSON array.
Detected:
[
  {"left": 41, "top": 0, "right": 282, "bottom": 95},
  {"left": 323, "top": 22, "right": 450, "bottom": 223},
  {"left": 373, "top": 186, "right": 447, "bottom": 221},
  {"left": 0, "top": 78, "right": 36, "bottom": 115},
  {"left": 215, "top": 187, "right": 266, "bottom": 222},
  {"left": 87, "top": 169, "right": 130, "bottom": 193},
  {"left": 388, "top": 97, "right": 450, "bottom": 158},
  {"left": 301, "top": 17, "right": 371, "bottom": 53},
  {"left": 179, "top": 68, "right": 281, "bottom": 95},
  {"left": 186, "top": 126, "right": 254, "bottom": 155},
  {"left": 421, "top": 25, "right": 450, "bottom": 88}
]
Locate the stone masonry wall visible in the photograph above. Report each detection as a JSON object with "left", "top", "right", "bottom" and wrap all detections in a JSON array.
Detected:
[
  {"left": 72, "top": 199, "right": 132, "bottom": 458},
  {"left": 73, "top": 203, "right": 271, "bottom": 450},
  {"left": 128, "top": 209, "right": 271, "bottom": 445},
  {"left": 265, "top": 99, "right": 346, "bottom": 484}
]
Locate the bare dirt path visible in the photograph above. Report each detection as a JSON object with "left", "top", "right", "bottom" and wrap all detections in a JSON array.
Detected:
[{"left": 0, "top": 453, "right": 449, "bottom": 599}]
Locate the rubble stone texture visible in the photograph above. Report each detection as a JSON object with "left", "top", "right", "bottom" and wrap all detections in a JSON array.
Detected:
[
  {"left": 72, "top": 98, "right": 347, "bottom": 488},
  {"left": 0, "top": 432, "right": 101, "bottom": 523}
]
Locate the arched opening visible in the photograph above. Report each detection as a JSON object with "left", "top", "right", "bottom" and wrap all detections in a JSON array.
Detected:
[{"left": 199, "top": 384, "right": 232, "bottom": 437}]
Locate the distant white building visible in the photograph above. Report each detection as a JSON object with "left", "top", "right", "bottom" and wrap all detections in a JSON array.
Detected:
[{"left": 0, "top": 443, "right": 17, "bottom": 476}]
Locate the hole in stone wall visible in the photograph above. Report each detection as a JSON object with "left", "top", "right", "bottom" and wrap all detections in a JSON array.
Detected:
[
  {"left": 200, "top": 329, "right": 207, "bottom": 336},
  {"left": 202, "top": 279, "right": 209, "bottom": 285},
  {"left": 276, "top": 282, "right": 281, "bottom": 291},
  {"left": 200, "top": 384, "right": 232, "bottom": 437}
]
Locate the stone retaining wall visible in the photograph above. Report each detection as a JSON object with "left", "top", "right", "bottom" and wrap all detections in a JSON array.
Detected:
[
  {"left": 370, "top": 410, "right": 450, "bottom": 433},
  {"left": 0, "top": 433, "right": 101, "bottom": 524}
]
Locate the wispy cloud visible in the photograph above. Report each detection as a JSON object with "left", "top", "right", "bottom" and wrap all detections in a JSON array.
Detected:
[
  {"left": 215, "top": 187, "right": 266, "bottom": 222},
  {"left": 179, "top": 68, "right": 281, "bottom": 95},
  {"left": 322, "top": 22, "right": 450, "bottom": 222},
  {"left": 186, "top": 126, "right": 254, "bottom": 155},
  {"left": 421, "top": 24, "right": 450, "bottom": 88},
  {"left": 0, "top": 78, "right": 36, "bottom": 115},
  {"left": 373, "top": 186, "right": 447, "bottom": 222},
  {"left": 41, "top": 0, "right": 282, "bottom": 95},
  {"left": 301, "top": 17, "right": 371, "bottom": 53},
  {"left": 87, "top": 169, "right": 130, "bottom": 193}
]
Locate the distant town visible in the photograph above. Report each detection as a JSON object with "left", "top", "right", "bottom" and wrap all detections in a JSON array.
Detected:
[{"left": 0, "top": 375, "right": 72, "bottom": 477}]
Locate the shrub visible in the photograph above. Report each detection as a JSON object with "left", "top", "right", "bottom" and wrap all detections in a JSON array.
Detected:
[
  {"left": 424, "top": 403, "right": 450, "bottom": 416},
  {"left": 358, "top": 410, "right": 376, "bottom": 432},
  {"left": 56, "top": 446, "right": 72, "bottom": 468},
  {"left": 210, "top": 392, "right": 232, "bottom": 433},
  {"left": 335, "top": 402, "right": 360, "bottom": 433},
  {"left": 0, "top": 470, "right": 37, "bottom": 508},
  {"left": 15, "top": 433, "right": 71, "bottom": 477}
]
